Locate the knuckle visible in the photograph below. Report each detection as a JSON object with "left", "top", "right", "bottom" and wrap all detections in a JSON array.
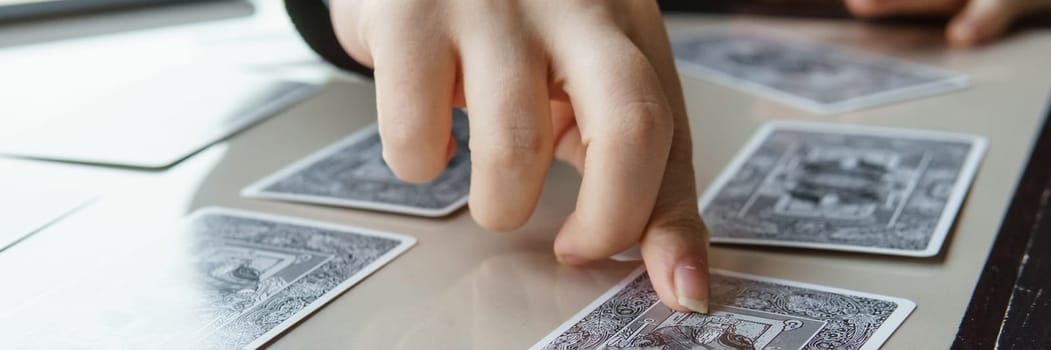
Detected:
[
  {"left": 508, "top": 125, "right": 551, "bottom": 156},
  {"left": 367, "top": 0, "right": 443, "bottom": 42},
  {"left": 609, "top": 100, "right": 673, "bottom": 148},
  {"left": 372, "top": 0, "right": 429, "bottom": 18},
  {"left": 377, "top": 117, "right": 449, "bottom": 182},
  {"left": 646, "top": 208, "right": 709, "bottom": 248},
  {"left": 470, "top": 128, "right": 551, "bottom": 170},
  {"left": 845, "top": 0, "right": 882, "bottom": 18},
  {"left": 580, "top": 232, "right": 639, "bottom": 259},
  {"left": 569, "top": 221, "right": 642, "bottom": 259},
  {"left": 652, "top": 213, "right": 707, "bottom": 237},
  {"left": 652, "top": 196, "right": 704, "bottom": 230},
  {"left": 556, "top": 215, "right": 644, "bottom": 260}
]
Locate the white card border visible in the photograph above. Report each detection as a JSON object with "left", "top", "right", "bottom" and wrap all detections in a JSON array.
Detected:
[
  {"left": 670, "top": 29, "right": 971, "bottom": 115},
  {"left": 0, "top": 188, "right": 98, "bottom": 252},
  {"left": 185, "top": 206, "right": 417, "bottom": 349},
  {"left": 530, "top": 266, "right": 916, "bottom": 350},
  {"left": 0, "top": 79, "right": 320, "bottom": 169},
  {"left": 698, "top": 121, "right": 988, "bottom": 257},
  {"left": 241, "top": 123, "right": 469, "bottom": 217}
]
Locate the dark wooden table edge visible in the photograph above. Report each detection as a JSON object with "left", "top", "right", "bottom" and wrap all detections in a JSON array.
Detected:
[
  {"left": 658, "top": 1, "right": 1051, "bottom": 29},
  {"left": 659, "top": 3, "right": 1051, "bottom": 348},
  {"left": 952, "top": 96, "right": 1051, "bottom": 348}
]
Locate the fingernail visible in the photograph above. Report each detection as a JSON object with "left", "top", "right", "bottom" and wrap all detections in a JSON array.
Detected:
[{"left": 674, "top": 263, "right": 709, "bottom": 314}]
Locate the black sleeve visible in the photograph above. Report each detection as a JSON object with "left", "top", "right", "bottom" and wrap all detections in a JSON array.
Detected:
[
  {"left": 285, "top": 0, "right": 373, "bottom": 78},
  {"left": 285, "top": 0, "right": 704, "bottom": 78}
]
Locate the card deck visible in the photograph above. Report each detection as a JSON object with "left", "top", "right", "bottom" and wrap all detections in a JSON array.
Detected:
[
  {"left": 531, "top": 268, "right": 914, "bottom": 350},
  {"left": 0, "top": 207, "right": 415, "bottom": 349},
  {"left": 242, "top": 110, "right": 470, "bottom": 217},
  {"left": 699, "top": 122, "right": 986, "bottom": 256},
  {"left": 671, "top": 30, "right": 970, "bottom": 114}
]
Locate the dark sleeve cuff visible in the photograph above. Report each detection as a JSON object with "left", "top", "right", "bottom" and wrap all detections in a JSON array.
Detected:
[
  {"left": 285, "top": 0, "right": 374, "bottom": 78},
  {"left": 285, "top": 1, "right": 711, "bottom": 78}
]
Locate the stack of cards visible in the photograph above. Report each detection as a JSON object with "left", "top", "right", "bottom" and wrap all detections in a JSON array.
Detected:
[
  {"left": 243, "top": 110, "right": 471, "bottom": 217},
  {"left": 531, "top": 268, "right": 914, "bottom": 350},
  {"left": 672, "top": 30, "right": 970, "bottom": 114},
  {"left": 700, "top": 122, "right": 986, "bottom": 257},
  {"left": 3, "top": 208, "right": 415, "bottom": 349}
]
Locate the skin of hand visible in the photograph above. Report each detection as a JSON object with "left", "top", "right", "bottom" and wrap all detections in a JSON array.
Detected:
[
  {"left": 328, "top": 0, "right": 711, "bottom": 313},
  {"left": 844, "top": 0, "right": 1051, "bottom": 46}
]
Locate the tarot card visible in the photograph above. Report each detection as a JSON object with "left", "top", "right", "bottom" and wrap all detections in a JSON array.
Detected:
[
  {"left": 671, "top": 30, "right": 970, "bottom": 114},
  {"left": 699, "top": 122, "right": 986, "bottom": 257},
  {"left": 0, "top": 185, "right": 94, "bottom": 251},
  {"left": 531, "top": 268, "right": 914, "bottom": 350},
  {"left": 242, "top": 110, "right": 470, "bottom": 217},
  {"left": 0, "top": 207, "right": 414, "bottom": 349}
]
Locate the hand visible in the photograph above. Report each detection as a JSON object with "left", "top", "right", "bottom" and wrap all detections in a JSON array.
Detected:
[
  {"left": 845, "top": 0, "right": 1051, "bottom": 46},
  {"left": 329, "top": 0, "right": 711, "bottom": 313}
]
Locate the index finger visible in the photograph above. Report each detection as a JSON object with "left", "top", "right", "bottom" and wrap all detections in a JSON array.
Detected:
[{"left": 549, "top": 25, "right": 675, "bottom": 263}]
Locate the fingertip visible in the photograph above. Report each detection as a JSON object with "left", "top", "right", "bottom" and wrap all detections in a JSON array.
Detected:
[
  {"left": 467, "top": 159, "right": 544, "bottom": 232},
  {"left": 470, "top": 205, "right": 530, "bottom": 232},
  {"left": 551, "top": 215, "right": 583, "bottom": 260},
  {"left": 554, "top": 253, "right": 592, "bottom": 266},
  {"left": 381, "top": 146, "right": 447, "bottom": 184},
  {"left": 372, "top": 40, "right": 457, "bottom": 184},
  {"left": 638, "top": 214, "right": 711, "bottom": 314},
  {"left": 845, "top": 0, "right": 887, "bottom": 18},
  {"left": 553, "top": 219, "right": 600, "bottom": 266},
  {"left": 947, "top": 0, "right": 1016, "bottom": 48},
  {"left": 552, "top": 212, "right": 644, "bottom": 263},
  {"left": 947, "top": 21, "right": 981, "bottom": 47},
  {"left": 949, "top": 18, "right": 1010, "bottom": 48},
  {"left": 673, "top": 261, "right": 710, "bottom": 314}
]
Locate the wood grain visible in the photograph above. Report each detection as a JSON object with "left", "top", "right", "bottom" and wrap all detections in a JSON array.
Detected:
[{"left": 954, "top": 96, "right": 1051, "bottom": 349}]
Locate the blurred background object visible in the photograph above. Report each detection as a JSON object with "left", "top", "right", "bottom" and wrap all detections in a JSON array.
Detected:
[
  {"left": 0, "top": 0, "right": 253, "bottom": 46},
  {"left": 0, "top": 0, "right": 328, "bottom": 169},
  {"left": 0, "top": 0, "right": 231, "bottom": 22}
]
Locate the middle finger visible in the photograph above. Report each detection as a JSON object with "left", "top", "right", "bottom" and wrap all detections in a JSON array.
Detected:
[{"left": 456, "top": 2, "right": 555, "bottom": 231}]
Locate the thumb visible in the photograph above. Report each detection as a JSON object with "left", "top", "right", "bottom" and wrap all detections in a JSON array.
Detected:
[
  {"left": 947, "top": 0, "right": 1017, "bottom": 46},
  {"left": 640, "top": 200, "right": 711, "bottom": 314}
]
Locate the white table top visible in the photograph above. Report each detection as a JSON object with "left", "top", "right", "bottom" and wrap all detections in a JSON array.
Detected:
[{"left": 1, "top": 6, "right": 1049, "bottom": 349}]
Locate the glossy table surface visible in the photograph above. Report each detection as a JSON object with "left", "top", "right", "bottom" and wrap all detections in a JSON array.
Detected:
[{"left": 1, "top": 5, "right": 1050, "bottom": 349}]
